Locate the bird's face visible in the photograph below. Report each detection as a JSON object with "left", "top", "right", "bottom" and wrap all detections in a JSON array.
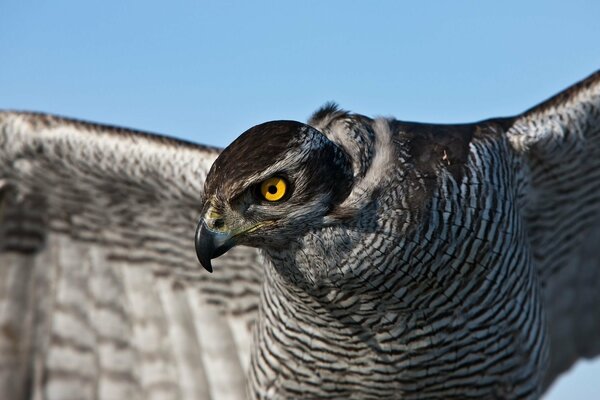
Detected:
[{"left": 195, "top": 121, "right": 353, "bottom": 272}]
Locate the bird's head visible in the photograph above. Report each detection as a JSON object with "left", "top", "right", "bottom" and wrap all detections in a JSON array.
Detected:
[{"left": 195, "top": 121, "right": 354, "bottom": 272}]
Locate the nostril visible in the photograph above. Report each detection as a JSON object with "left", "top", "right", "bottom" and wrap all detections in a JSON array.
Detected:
[{"left": 212, "top": 218, "right": 225, "bottom": 229}]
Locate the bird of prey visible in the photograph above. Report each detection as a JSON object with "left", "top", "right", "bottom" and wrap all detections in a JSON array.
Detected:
[{"left": 0, "top": 70, "right": 599, "bottom": 399}]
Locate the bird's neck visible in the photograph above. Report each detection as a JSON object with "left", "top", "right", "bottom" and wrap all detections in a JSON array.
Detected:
[
  {"left": 249, "top": 247, "right": 417, "bottom": 399},
  {"left": 248, "top": 148, "right": 548, "bottom": 397},
  {"left": 249, "top": 229, "right": 475, "bottom": 399}
]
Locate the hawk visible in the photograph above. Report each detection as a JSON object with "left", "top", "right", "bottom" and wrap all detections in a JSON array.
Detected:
[{"left": 1, "top": 70, "right": 599, "bottom": 399}]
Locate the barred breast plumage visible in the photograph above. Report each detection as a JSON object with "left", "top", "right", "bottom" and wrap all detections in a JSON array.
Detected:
[
  {"left": 197, "top": 71, "right": 600, "bottom": 399},
  {"left": 1, "top": 70, "right": 599, "bottom": 399}
]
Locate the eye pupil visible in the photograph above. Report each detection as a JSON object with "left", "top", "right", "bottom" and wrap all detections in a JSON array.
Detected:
[{"left": 260, "top": 177, "right": 288, "bottom": 202}]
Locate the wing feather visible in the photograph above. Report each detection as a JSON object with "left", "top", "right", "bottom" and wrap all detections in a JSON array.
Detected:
[
  {"left": 507, "top": 70, "right": 600, "bottom": 388},
  {"left": 0, "top": 112, "right": 262, "bottom": 399}
]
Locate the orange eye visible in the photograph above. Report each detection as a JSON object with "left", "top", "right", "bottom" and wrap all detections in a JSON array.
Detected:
[{"left": 260, "top": 177, "right": 287, "bottom": 202}]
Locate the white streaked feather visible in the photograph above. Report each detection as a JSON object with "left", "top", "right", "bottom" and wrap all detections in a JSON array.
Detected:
[{"left": 0, "top": 112, "right": 263, "bottom": 399}]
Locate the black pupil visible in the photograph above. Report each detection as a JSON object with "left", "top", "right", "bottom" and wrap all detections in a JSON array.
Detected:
[{"left": 268, "top": 185, "right": 278, "bottom": 194}]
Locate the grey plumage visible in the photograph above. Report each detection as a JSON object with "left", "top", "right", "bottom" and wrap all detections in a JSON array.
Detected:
[
  {"left": 1, "top": 70, "right": 600, "bottom": 399},
  {"left": 0, "top": 114, "right": 261, "bottom": 400}
]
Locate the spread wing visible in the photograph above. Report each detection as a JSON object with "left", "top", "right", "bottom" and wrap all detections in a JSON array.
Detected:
[
  {"left": 0, "top": 112, "right": 262, "bottom": 400},
  {"left": 506, "top": 70, "right": 600, "bottom": 389}
]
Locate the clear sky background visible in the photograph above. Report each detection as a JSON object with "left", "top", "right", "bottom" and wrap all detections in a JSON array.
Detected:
[{"left": 1, "top": 1, "right": 599, "bottom": 398}]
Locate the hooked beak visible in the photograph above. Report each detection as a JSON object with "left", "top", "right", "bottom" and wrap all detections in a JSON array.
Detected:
[{"left": 194, "top": 221, "right": 236, "bottom": 273}]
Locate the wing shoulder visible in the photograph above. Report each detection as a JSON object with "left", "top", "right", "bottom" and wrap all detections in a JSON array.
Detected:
[{"left": 505, "top": 71, "right": 600, "bottom": 388}]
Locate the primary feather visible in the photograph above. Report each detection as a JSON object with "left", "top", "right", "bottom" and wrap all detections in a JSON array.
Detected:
[{"left": 0, "top": 113, "right": 262, "bottom": 400}]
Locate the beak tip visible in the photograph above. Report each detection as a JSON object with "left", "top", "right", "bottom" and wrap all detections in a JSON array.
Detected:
[
  {"left": 201, "top": 259, "right": 214, "bottom": 273},
  {"left": 195, "top": 220, "right": 232, "bottom": 274},
  {"left": 195, "top": 244, "right": 214, "bottom": 274},
  {"left": 195, "top": 222, "right": 211, "bottom": 273},
  {"left": 196, "top": 251, "right": 214, "bottom": 273}
]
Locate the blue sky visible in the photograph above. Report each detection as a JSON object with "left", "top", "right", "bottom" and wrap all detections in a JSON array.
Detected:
[{"left": 1, "top": 1, "right": 599, "bottom": 398}]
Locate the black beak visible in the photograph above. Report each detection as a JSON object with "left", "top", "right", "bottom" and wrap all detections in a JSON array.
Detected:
[{"left": 195, "top": 221, "right": 236, "bottom": 273}]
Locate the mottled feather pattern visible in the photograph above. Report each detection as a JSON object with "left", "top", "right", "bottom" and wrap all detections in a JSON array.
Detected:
[
  {"left": 0, "top": 112, "right": 262, "bottom": 400},
  {"left": 507, "top": 70, "right": 600, "bottom": 385},
  {"left": 250, "top": 116, "right": 545, "bottom": 399}
]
